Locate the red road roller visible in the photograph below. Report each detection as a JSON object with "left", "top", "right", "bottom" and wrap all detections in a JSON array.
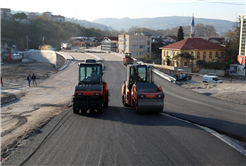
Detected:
[
  {"left": 122, "top": 64, "right": 164, "bottom": 113},
  {"left": 73, "top": 61, "right": 109, "bottom": 114}
]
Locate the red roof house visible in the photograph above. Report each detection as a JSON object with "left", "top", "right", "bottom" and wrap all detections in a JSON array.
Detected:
[{"left": 159, "top": 38, "right": 227, "bottom": 72}]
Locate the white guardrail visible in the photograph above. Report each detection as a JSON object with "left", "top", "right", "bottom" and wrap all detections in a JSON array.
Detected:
[{"left": 136, "top": 61, "right": 176, "bottom": 83}]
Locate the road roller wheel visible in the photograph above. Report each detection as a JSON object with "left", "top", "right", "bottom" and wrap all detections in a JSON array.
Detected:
[
  {"left": 90, "top": 109, "right": 96, "bottom": 114},
  {"left": 73, "top": 108, "right": 79, "bottom": 114},
  {"left": 81, "top": 109, "right": 87, "bottom": 114},
  {"left": 104, "top": 91, "right": 109, "bottom": 107},
  {"left": 97, "top": 109, "right": 102, "bottom": 114},
  {"left": 132, "top": 99, "right": 136, "bottom": 111},
  {"left": 122, "top": 95, "right": 127, "bottom": 106}
]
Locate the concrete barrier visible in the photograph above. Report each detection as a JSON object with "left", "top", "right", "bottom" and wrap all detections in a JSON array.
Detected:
[
  {"left": 25, "top": 50, "right": 57, "bottom": 67},
  {"left": 174, "top": 67, "right": 192, "bottom": 73},
  {"left": 199, "top": 69, "right": 225, "bottom": 76}
]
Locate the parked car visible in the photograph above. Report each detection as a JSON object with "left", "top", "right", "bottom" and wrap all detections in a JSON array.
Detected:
[{"left": 203, "top": 75, "right": 222, "bottom": 83}]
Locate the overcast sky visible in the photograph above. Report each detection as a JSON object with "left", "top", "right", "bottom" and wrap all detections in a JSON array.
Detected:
[{"left": 1, "top": 0, "right": 245, "bottom": 22}]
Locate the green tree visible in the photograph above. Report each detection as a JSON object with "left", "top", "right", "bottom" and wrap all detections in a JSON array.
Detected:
[
  {"left": 196, "top": 59, "right": 207, "bottom": 69},
  {"left": 176, "top": 26, "right": 184, "bottom": 42},
  {"left": 13, "top": 12, "right": 27, "bottom": 20},
  {"left": 174, "top": 51, "right": 195, "bottom": 66},
  {"left": 165, "top": 55, "right": 172, "bottom": 66},
  {"left": 225, "top": 16, "right": 240, "bottom": 63}
]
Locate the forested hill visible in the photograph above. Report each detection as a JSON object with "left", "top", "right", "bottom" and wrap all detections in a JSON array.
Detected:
[
  {"left": 93, "top": 16, "right": 235, "bottom": 34},
  {"left": 1, "top": 18, "right": 103, "bottom": 49}
]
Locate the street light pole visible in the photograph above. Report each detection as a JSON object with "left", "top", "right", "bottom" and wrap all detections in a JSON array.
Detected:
[{"left": 26, "top": 35, "right": 29, "bottom": 50}]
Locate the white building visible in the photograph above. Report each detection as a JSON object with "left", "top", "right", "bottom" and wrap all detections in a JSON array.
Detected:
[{"left": 118, "top": 31, "right": 152, "bottom": 59}]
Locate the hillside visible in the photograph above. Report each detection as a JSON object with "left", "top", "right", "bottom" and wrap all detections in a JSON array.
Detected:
[
  {"left": 11, "top": 10, "right": 114, "bottom": 31},
  {"left": 93, "top": 16, "right": 235, "bottom": 34}
]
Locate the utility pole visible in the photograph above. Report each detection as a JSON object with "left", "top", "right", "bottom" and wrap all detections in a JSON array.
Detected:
[{"left": 26, "top": 35, "right": 29, "bottom": 50}]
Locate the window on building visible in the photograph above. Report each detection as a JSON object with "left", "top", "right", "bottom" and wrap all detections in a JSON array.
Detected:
[
  {"left": 147, "top": 41, "right": 150, "bottom": 45},
  {"left": 147, "top": 47, "right": 150, "bottom": 52},
  {"left": 197, "top": 52, "right": 200, "bottom": 59},
  {"left": 164, "top": 51, "right": 165, "bottom": 57},
  {"left": 131, "top": 52, "right": 138, "bottom": 55},
  {"left": 184, "top": 62, "right": 187, "bottom": 66},
  {"left": 203, "top": 52, "right": 206, "bottom": 59},
  {"left": 140, "top": 52, "right": 145, "bottom": 55},
  {"left": 167, "top": 51, "right": 168, "bottom": 56},
  {"left": 209, "top": 52, "right": 212, "bottom": 59},
  {"left": 221, "top": 52, "right": 224, "bottom": 58},
  {"left": 163, "top": 60, "right": 165, "bottom": 65},
  {"left": 131, "top": 45, "right": 138, "bottom": 49},
  {"left": 140, "top": 45, "right": 145, "bottom": 48},
  {"left": 119, "top": 38, "right": 125, "bottom": 42},
  {"left": 119, "top": 44, "right": 124, "bottom": 49},
  {"left": 216, "top": 52, "right": 218, "bottom": 58}
]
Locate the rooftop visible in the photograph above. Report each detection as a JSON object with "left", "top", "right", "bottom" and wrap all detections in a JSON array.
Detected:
[{"left": 160, "top": 38, "right": 227, "bottom": 50}]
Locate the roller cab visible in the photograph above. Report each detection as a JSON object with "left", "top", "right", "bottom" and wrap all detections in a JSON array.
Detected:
[
  {"left": 73, "top": 61, "right": 109, "bottom": 114},
  {"left": 123, "top": 52, "right": 134, "bottom": 65},
  {"left": 122, "top": 64, "right": 164, "bottom": 114}
]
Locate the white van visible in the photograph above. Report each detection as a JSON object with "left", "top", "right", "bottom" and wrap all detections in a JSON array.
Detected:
[{"left": 203, "top": 75, "right": 222, "bottom": 83}]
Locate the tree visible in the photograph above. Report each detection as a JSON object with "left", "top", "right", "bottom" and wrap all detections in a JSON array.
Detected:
[
  {"left": 176, "top": 26, "right": 184, "bottom": 42},
  {"left": 165, "top": 55, "right": 172, "bottom": 66},
  {"left": 13, "top": 12, "right": 27, "bottom": 20},
  {"left": 128, "top": 26, "right": 139, "bottom": 35},
  {"left": 196, "top": 59, "right": 207, "bottom": 69},
  {"left": 174, "top": 51, "right": 195, "bottom": 66},
  {"left": 225, "top": 16, "right": 240, "bottom": 63}
]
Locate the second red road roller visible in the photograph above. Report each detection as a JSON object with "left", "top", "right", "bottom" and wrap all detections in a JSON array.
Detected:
[{"left": 122, "top": 64, "right": 165, "bottom": 113}]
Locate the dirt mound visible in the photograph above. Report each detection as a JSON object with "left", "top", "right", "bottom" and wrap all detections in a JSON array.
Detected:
[{"left": 181, "top": 82, "right": 246, "bottom": 105}]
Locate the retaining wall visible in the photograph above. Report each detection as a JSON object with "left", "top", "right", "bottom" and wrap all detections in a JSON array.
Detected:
[
  {"left": 199, "top": 69, "right": 225, "bottom": 76},
  {"left": 25, "top": 50, "right": 57, "bottom": 67}
]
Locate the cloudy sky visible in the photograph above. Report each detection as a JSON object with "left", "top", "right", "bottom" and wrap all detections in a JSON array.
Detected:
[{"left": 1, "top": 0, "right": 245, "bottom": 22}]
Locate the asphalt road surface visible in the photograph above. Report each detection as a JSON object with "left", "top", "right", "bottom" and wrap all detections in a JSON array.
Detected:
[{"left": 3, "top": 52, "right": 245, "bottom": 165}]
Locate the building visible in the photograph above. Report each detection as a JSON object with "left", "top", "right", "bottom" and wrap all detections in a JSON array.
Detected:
[
  {"left": 208, "top": 37, "right": 226, "bottom": 46},
  {"left": 94, "top": 36, "right": 105, "bottom": 42},
  {"left": 42, "top": 12, "right": 65, "bottom": 22},
  {"left": 164, "top": 36, "right": 177, "bottom": 43},
  {"left": 101, "top": 37, "right": 118, "bottom": 52},
  {"left": 159, "top": 38, "right": 227, "bottom": 72},
  {"left": 52, "top": 15, "right": 65, "bottom": 22},
  {"left": 28, "top": 12, "right": 39, "bottom": 20},
  {"left": 42, "top": 12, "right": 52, "bottom": 20},
  {"left": 1, "top": 8, "right": 11, "bottom": 19},
  {"left": 118, "top": 31, "right": 152, "bottom": 59},
  {"left": 238, "top": 13, "right": 246, "bottom": 66}
]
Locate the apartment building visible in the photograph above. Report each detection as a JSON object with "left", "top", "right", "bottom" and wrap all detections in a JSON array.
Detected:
[
  {"left": 27, "top": 12, "right": 40, "bottom": 20},
  {"left": 238, "top": 13, "right": 246, "bottom": 66},
  {"left": 1, "top": 8, "right": 11, "bottom": 19},
  {"left": 101, "top": 37, "right": 118, "bottom": 52},
  {"left": 118, "top": 32, "right": 152, "bottom": 59},
  {"left": 42, "top": 12, "right": 65, "bottom": 22}
]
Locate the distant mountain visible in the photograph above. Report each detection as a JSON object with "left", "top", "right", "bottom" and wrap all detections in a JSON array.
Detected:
[
  {"left": 93, "top": 16, "right": 236, "bottom": 34},
  {"left": 65, "top": 18, "right": 114, "bottom": 31}
]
